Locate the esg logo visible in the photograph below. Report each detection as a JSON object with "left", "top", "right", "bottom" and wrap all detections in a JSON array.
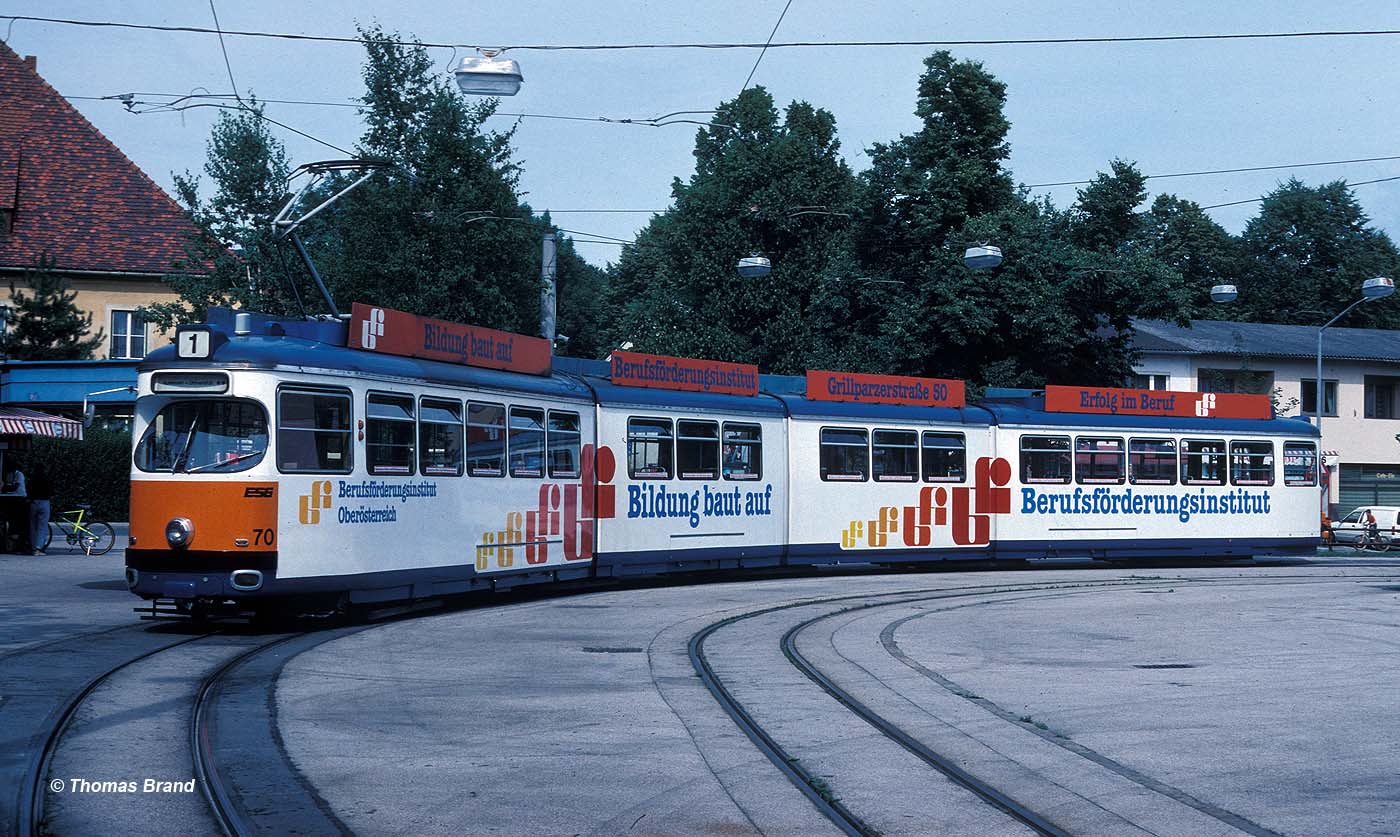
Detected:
[{"left": 840, "top": 457, "right": 1012, "bottom": 549}]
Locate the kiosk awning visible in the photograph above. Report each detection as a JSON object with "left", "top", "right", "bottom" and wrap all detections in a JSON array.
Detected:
[{"left": 0, "top": 407, "right": 83, "bottom": 440}]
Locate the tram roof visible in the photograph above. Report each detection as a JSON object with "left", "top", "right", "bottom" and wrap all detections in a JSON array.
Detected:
[
  {"left": 142, "top": 332, "right": 595, "bottom": 402},
  {"left": 979, "top": 394, "right": 1320, "bottom": 438}
]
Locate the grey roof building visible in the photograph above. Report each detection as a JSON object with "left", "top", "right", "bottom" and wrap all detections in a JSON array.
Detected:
[{"left": 1131, "top": 318, "right": 1400, "bottom": 515}]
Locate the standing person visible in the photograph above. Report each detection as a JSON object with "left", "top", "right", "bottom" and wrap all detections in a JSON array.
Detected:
[
  {"left": 1, "top": 465, "right": 26, "bottom": 552},
  {"left": 28, "top": 466, "right": 52, "bottom": 555}
]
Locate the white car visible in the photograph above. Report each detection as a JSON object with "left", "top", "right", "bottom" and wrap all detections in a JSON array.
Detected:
[{"left": 1331, "top": 506, "right": 1400, "bottom": 548}]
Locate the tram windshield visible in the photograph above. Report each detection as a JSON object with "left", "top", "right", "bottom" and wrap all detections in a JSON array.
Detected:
[{"left": 134, "top": 398, "right": 269, "bottom": 474}]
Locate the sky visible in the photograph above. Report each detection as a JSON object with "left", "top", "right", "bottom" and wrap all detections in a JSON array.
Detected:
[{"left": 6, "top": 1, "right": 1400, "bottom": 269}]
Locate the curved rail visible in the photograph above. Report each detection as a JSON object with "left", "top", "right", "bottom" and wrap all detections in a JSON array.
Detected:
[
  {"left": 192, "top": 633, "right": 307, "bottom": 837},
  {"left": 19, "top": 631, "right": 218, "bottom": 837}
]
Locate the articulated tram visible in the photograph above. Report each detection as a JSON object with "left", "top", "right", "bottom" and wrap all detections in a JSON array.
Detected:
[{"left": 125, "top": 305, "right": 1320, "bottom": 616}]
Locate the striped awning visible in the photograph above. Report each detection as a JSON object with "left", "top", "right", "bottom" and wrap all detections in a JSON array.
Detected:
[{"left": 0, "top": 407, "right": 83, "bottom": 440}]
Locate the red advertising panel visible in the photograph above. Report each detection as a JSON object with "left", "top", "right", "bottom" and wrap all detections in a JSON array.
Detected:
[
  {"left": 806, "top": 370, "right": 966, "bottom": 408},
  {"left": 610, "top": 351, "right": 759, "bottom": 396},
  {"left": 1044, "top": 385, "right": 1272, "bottom": 420},
  {"left": 348, "top": 302, "right": 552, "bottom": 376}
]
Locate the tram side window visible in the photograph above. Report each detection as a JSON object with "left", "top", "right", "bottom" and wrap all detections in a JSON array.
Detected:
[
  {"left": 1283, "top": 441, "right": 1318, "bottom": 487},
  {"left": 723, "top": 423, "right": 762, "bottom": 480},
  {"left": 547, "top": 411, "right": 581, "bottom": 478},
  {"left": 366, "top": 394, "right": 416, "bottom": 476},
  {"left": 277, "top": 389, "right": 352, "bottom": 474},
  {"left": 1181, "top": 439, "right": 1226, "bottom": 485},
  {"left": 509, "top": 407, "right": 546, "bottom": 478},
  {"left": 1020, "top": 436, "right": 1071, "bottom": 484},
  {"left": 1075, "top": 436, "right": 1125, "bottom": 485},
  {"left": 629, "top": 417, "right": 674, "bottom": 479},
  {"left": 821, "top": 427, "right": 869, "bottom": 481},
  {"left": 1129, "top": 438, "right": 1177, "bottom": 485},
  {"left": 466, "top": 402, "right": 505, "bottom": 477},
  {"left": 1230, "top": 440, "right": 1274, "bottom": 486},
  {"left": 873, "top": 429, "right": 918, "bottom": 482},
  {"left": 678, "top": 420, "right": 720, "bottom": 480},
  {"left": 419, "top": 398, "right": 463, "bottom": 477},
  {"left": 921, "top": 432, "right": 966, "bottom": 482}
]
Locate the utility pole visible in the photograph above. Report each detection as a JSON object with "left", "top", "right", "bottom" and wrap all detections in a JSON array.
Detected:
[{"left": 540, "top": 232, "right": 557, "bottom": 347}]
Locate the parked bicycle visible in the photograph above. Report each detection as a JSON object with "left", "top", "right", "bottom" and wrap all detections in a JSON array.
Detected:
[{"left": 36, "top": 504, "right": 115, "bottom": 556}]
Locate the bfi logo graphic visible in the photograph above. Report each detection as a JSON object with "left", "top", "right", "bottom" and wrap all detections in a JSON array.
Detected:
[
  {"left": 299, "top": 481, "right": 332, "bottom": 524},
  {"left": 476, "top": 445, "right": 619, "bottom": 570},
  {"left": 361, "top": 307, "right": 386, "bottom": 349},
  {"left": 1195, "top": 393, "right": 1217, "bottom": 417},
  {"left": 840, "top": 457, "right": 1013, "bottom": 549}
]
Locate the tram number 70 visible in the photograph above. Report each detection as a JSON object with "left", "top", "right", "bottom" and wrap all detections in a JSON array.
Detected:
[{"left": 252, "top": 528, "right": 275, "bottom": 547}]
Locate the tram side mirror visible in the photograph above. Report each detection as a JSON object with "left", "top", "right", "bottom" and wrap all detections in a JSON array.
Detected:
[{"left": 82, "top": 399, "right": 95, "bottom": 429}]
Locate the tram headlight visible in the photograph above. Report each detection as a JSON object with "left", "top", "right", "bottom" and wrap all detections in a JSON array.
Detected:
[{"left": 165, "top": 517, "right": 195, "bottom": 549}]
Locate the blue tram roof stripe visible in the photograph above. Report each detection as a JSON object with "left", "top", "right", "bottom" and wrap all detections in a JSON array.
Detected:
[
  {"left": 141, "top": 310, "right": 1318, "bottom": 436},
  {"left": 143, "top": 335, "right": 595, "bottom": 401}
]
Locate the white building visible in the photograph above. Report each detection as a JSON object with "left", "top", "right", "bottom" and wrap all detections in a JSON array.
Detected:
[{"left": 1131, "top": 318, "right": 1400, "bottom": 515}]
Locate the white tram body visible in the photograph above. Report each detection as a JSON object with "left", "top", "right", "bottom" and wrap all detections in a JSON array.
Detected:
[{"left": 125, "top": 309, "right": 1321, "bottom": 613}]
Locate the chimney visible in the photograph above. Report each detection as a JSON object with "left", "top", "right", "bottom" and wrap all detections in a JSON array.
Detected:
[{"left": 23, "top": 56, "right": 36, "bottom": 71}]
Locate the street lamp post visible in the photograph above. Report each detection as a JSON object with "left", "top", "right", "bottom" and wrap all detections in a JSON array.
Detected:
[{"left": 1315, "top": 277, "right": 1396, "bottom": 445}]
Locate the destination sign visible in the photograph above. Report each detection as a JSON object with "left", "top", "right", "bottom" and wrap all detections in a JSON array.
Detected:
[
  {"left": 806, "top": 370, "right": 966, "bottom": 408},
  {"left": 1044, "top": 385, "right": 1272, "bottom": 420},
  {"left": 348, "top": 303, "right": 552, "bottom": 376},
  {"left": 610, "top": 351, "right": 759, "bottom": 396}
]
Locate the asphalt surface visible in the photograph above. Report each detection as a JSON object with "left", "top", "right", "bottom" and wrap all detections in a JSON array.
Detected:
[{"left": 6, "top": 549, "right": 1400, "bottom": 835}]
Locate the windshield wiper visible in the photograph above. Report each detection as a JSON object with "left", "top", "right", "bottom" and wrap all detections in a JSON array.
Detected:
[
  {"left": 184, "top": 450, "right": 266, "bottom": 474},
  {"left": 170, "top": 416, "right": 200, "bottom": 473}
]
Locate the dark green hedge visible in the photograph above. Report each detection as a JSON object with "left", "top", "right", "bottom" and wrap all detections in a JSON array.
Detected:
[{"left": 15, "top": 429, "right": 131, "bottom": 522}]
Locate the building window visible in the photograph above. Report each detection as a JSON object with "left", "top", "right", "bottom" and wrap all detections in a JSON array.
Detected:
[
  {"left": 1365, "top": 376, "right": 1400, "bottom": 420},
  {"left": 1198, "top": 368, "right": 1273, "bottom": 395},
  {"left": 1126, "top": 373, "right": 1169, "bottom": 390},
  {"left": 111, "top": 310, "right": 147, "bottom": 359},
  {"left": 1300, "top": 380, "right": 1338, "bottom": 417}
]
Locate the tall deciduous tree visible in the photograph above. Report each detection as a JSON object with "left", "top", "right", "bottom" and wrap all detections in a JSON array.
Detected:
[
  {"left": 0, "top": 256, "right": 104, "bottom": 359},
  {"left": 604, "top": 88, "right": 860, "bottom": 372},
  {"left": 150, "top": 99, "right": 299, "bottom": 329},
  {"left": 1237, "top": 179, "right": 1400, "bottom": 327},
  {"left": 1136, "top": 194, "right": 1243, "bottom": 314}
]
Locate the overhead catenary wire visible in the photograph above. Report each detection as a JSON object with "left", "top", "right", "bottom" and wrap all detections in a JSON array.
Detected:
[
  {"left": 739, "top": 0, "right": 796, "bottom": 96},
  {"left": 6, "top": 14, "right": 1400, "bottom": 52}
]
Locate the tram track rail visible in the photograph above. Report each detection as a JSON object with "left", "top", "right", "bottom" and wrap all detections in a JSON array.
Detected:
[
  {"left": 689, "top": 570, "right": 1400, "bottom": 836},
  {"left": 17, "top": 630, "right": 220, "bottom": 837}
]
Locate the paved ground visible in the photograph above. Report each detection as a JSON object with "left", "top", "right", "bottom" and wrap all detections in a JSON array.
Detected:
[
  {"left": 6, "top": 549, "right": 1400, "bottom": 835},
  {"left": 277, "top": 559, "right": 1400, "bottom": 836}
]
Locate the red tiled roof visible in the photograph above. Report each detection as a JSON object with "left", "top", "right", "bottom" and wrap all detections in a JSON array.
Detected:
[{"left": 0, "top": 43, "right": 207, "bottom": 276}]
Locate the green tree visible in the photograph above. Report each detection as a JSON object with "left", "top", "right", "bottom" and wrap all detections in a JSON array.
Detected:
[
  {"left": 1236, "top": 178, "right": 1400, "bottom": 327},
  {"left": 0, "top": 257, "right": 104, "bottom": 359},
  {"left": 150, "top": 99, "right": 299, "bottom": 329},
  {"left": 303, "top": 26, "right": 546, "bottom": 333},
  {"left": 856, "top": 51, "right": 1016, "bottom": 273},
  {"left": 1136, "top": 194, "right": 1243, "bottom": 314},
  {"left": 604, "top": 88, "right": 860, "bottom": 371}
]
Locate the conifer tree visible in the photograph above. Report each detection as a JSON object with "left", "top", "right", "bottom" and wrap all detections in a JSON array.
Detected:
[{"left": 0, "top": 256, "right": 105, "bottom": 360}]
